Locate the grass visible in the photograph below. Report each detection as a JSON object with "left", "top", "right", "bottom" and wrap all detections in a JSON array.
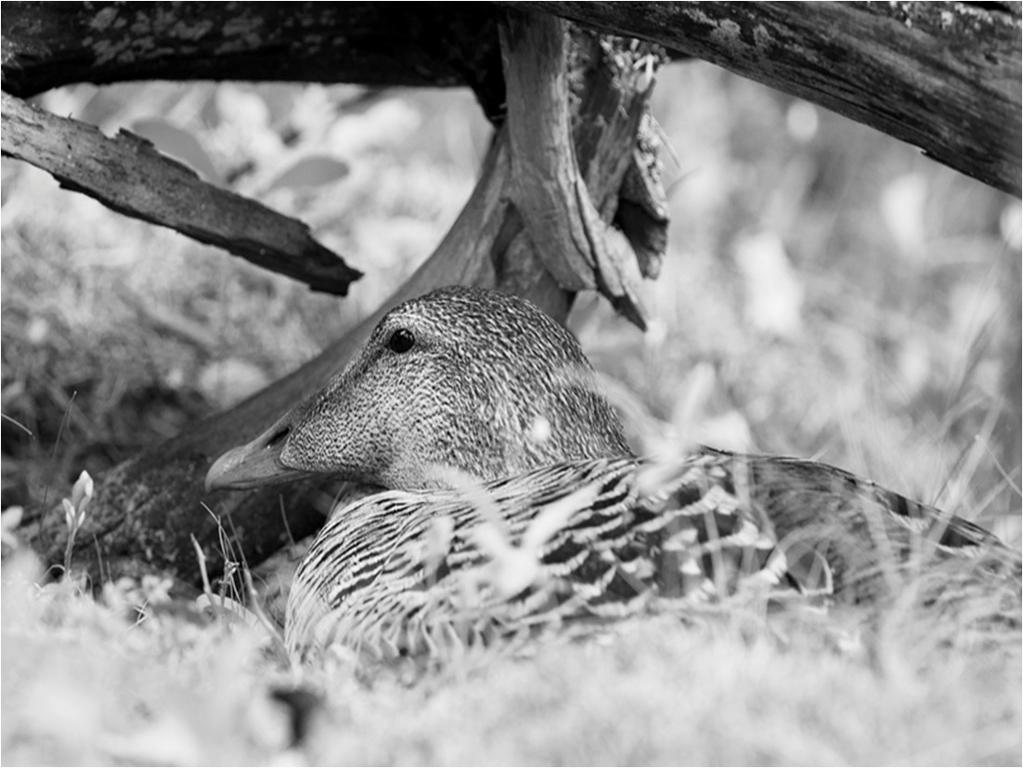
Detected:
[
  {"left": 3, "top": 548, "right": 1019, "bottom": 765},
  {"left": 2, "top": 61, "right": 1021, "bottom": 765}
]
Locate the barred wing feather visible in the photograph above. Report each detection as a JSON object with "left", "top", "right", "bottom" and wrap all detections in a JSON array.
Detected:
[{"left": 285, "top": 450, "right": 1014, "bottom": 659}]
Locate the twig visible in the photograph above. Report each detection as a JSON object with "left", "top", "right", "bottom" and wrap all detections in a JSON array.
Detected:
[{"left": 1, "top": 413, "right": 33, "bottom": 436}]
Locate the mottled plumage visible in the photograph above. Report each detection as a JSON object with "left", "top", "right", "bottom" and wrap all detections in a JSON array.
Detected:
[
  {"left": 268, "top": 287, "right": 628, "bottom": 489},
  {"left": 284, "top": 451, "right": 1012, "bottom": 658},
  {"left": 205, "top": 286, "right": 1018, "bottom": 659}
]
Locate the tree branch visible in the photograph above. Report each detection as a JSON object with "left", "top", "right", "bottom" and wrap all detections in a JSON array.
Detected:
[
  {"left": 0, "top": 2, "right": 507, "bottom": 117},
  {"left": 507, "top": 1, "right": 1022, "bottom": 197},
  {"left": 1, "top": 92, "right": 361, "bottom": 295},
  {"left": 5, "top": 2, "right": 1014, "bottom": 195}
]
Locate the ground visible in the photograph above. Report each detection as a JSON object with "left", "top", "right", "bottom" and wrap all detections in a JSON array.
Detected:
[{"left": 2, "top": 59, "right": 1020, "bottom": 765}]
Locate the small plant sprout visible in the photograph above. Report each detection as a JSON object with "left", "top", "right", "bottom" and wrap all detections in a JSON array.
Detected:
[{"left": 61, "top": 470, "right": 93, "bottom": 576}]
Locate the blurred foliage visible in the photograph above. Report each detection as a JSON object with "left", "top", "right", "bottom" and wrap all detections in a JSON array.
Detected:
[
  {"left": 578, "top": 66, "right": 1020, "bottom": 542},
  {"left": 1, "top": 62, "right": 1019, "bottom": 547}
]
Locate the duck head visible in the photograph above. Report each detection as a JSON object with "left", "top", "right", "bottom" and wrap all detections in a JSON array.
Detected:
[{"left": 205, "top": 286, "right": 631, "bottom": 492}]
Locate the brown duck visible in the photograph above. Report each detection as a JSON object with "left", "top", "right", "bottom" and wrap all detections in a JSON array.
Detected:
[{"left": 205, "top": 286, "right": 1017, "bottom": 658}]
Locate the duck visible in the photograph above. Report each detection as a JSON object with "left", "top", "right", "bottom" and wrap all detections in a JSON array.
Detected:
[{"left": 205, "top": 286, "right": 1019, "bottom": 659}]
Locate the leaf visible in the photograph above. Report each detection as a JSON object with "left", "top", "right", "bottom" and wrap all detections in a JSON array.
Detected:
[
  {"left": 69, "top": 470, "right": 93, "bottom": 512},
  {"left": 197, "top": 358, "right": 269, "bottom": 410},
  {"left": 880, "top": 173, "right": 928, "bottom": 261},
  {"left": 267, "top": 155, "right": 350, "bottom": 192},
  {"left": 62, "top": 498, "right": 76, "bottom": 531},
  {"left": 1, "top": 506, "right": 23, "bottom": 532},
  {"left": 215, "top": 85, "right": 270, "bottom": 130},
  {"left": 130, "top": 118, "right": 221, "bottom": 183},
  {"left": 733, "top": 231, "right": 804, "bottom": 338}
]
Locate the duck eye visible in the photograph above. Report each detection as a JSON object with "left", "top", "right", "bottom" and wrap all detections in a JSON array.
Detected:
[{"left": 387, "top": 328, "right": 415, "bottom": 354}]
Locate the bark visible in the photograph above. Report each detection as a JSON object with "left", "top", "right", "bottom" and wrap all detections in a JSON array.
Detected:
[
  {"left": 512, "top": 1, "right": 1022, "bottom": 197},
  {"left": 2, "top": 2, "right": 1018, "bottom": 195},
  {"left": 23, "top": 19, "right": 666, "bottom": 588},
  {"left": 501, "top": 13, "right": 650, "bottom": 327},
  {"left": 0, "top": 2, "right": 507, "bottom": 117},
  {"left": 0, "top": 92, "right": 360, "bottom": 295}
]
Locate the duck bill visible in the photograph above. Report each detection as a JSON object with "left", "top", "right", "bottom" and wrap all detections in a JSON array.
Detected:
[{"left": 204, "top": 420, "right": 309, "bottom": 492}]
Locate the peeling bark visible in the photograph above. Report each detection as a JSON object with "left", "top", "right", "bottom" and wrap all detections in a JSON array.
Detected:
[
  {"left": 511, "top": 1, "right": 1022, "bottom": 196},
  {"left": 501, "top": 14, "right": 651, "bottom": 327}
]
